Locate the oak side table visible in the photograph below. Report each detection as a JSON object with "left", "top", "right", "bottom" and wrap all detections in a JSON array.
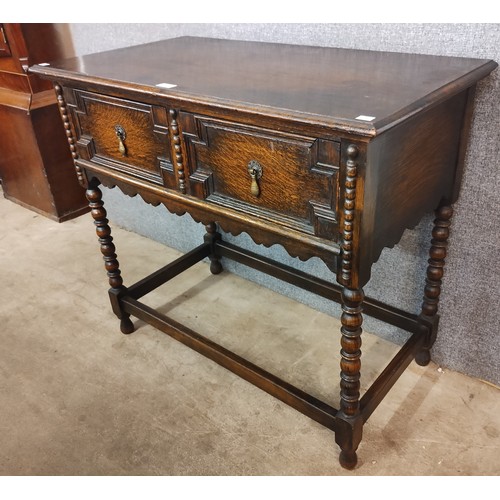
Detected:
[{"left": 31, "top": 37, "right": 497, "bottom": 469}]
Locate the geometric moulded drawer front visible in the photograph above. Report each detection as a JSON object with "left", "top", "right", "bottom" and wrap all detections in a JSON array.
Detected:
[
  {"left": 180, "top": 113, "right": 341, "bottom": 240},
  {"left": 72, "top": 90, "right": 172, "bottom": 186}
]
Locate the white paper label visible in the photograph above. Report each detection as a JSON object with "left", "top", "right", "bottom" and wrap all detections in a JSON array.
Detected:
[
  {"left": 355, "top": 115, "right": 376, "bottom": 121},
  {"left": 156, "top": 83, "right": 178, "bottom": 89}
]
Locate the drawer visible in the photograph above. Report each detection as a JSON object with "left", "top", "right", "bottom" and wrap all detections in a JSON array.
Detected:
[
  {"left": 70, "top": 90, "right": 173, "bottom": 186},
  {"left": 179, "top": 113, "right": 341, "bottom": 240}
]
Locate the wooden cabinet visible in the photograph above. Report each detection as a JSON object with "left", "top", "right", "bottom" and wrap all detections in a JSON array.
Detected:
[
  {"left": 30, "top": 36, "right": 497, "bottom": 468},
  {"left": 0, "top": 25, "right": 12, "bottom": 57},
  {"left": 0, "top": 23, "right": 88, "bottom": 221}
]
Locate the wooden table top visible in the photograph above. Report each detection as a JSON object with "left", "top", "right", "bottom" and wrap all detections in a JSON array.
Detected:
[{"left": 31, "top": 36, "right": 497, "bottom": 135}]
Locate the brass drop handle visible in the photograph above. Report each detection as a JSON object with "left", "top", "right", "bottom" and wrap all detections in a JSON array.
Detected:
[
  {"left": 247, "top": 160, "right": 263, "bottom": 197},
  {"left": 115, "top": 125, "right": 127, "bottom": 156},
  {"left": 249, "top": 170, "right": 259, "bottom": 197}
]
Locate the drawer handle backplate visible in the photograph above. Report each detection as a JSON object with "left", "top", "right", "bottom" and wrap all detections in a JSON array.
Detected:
[
  {"left": 115, "top": 125, "right": 127, "bottom": 156},
  {"left": 247, "top": 160, "right": 263, "bottom": 197}
]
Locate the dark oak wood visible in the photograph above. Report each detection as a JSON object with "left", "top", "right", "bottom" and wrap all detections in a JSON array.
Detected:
[
  {"left": 85, "top": 180, "right": 134, "bottom": 334},
  {"left": 339, "top": 288, "right": 364, "bottom": 418},
  {"left": 416, "top": 205, "right": 454, "bottom": 366},
  {"left": 337, "top": 287, "right": 364, "bottom": 468},
  {"left": 30, "top": 36, "right": 497, "bottom": 136},
  {"left": 204, "top": 222, "right": 223, "bottom": 275},
  {"left": 358, "top": 92, "right": 468, "bottom": 287},
  {"left": 73, "top": 89, "right": 172, "bottom": 185},
  {"left": 180, "top": 113, "right": 340, "bottom": 240},
  {"left": 29, "top": 36, "right": 497, "bottom": 469}
]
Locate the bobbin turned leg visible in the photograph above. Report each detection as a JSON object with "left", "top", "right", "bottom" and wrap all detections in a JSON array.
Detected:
[
  {"left": 204, "top": 222, "right": 223, "bottom": 275},
  {"left": 416, "top": 205, "right": 454, "bottom": 366},
  {"left": 86, "top": 180, "right": 134, "bottom": 334},
  {"left": 335, "top": 287, "right": 364, "bottom": 469}
]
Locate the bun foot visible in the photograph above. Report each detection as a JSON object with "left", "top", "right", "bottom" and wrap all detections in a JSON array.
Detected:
[
  {"left": 209, "top": 259, "right": 223, "bottom": 275},
  {"left": 339, "top": 450, "right": 358, "bottom": 470},
  {"left": 415, "top": 348, "right": 431, "bottom": 366},
  {"left": 120, "top": 316, "right": 135, "bottom": 334}
]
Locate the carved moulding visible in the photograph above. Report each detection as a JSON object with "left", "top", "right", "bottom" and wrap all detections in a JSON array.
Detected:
[
  {"left": 179, "top": 113, "right": 340, "bottom": 242},
  {"left": 339, "top": 144, "right": 359, "bottom": 287},
  {"left": 168, "top": 109, "right": 187, "bottom": 194},
  {"left": 54, "top": 83, "right": 87, "bottom": 187},
  {"left": 91, "top": 171, "right": 340, "bottom": 272}
]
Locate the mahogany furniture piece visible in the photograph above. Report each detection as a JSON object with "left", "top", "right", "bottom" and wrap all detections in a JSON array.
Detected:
[
  {"left": 0, "top": 23, "right": 88, "bottom": 221},
  {"left": 31, "top": 37, "right": 497, "bottom": 468}
]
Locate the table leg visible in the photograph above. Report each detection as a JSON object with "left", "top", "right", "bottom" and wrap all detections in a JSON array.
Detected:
[
  {"left": 416, "top": 205, "right": 453, "bottom": 366},
  {"left": 204, "top": 222, "right": 223, "bottom": 275},
  {"left": 335, "top": 287, "right": 364, "bottom": 469},
  {"left": 86, "top": 180, "right": 134, "bottom": 334}
]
